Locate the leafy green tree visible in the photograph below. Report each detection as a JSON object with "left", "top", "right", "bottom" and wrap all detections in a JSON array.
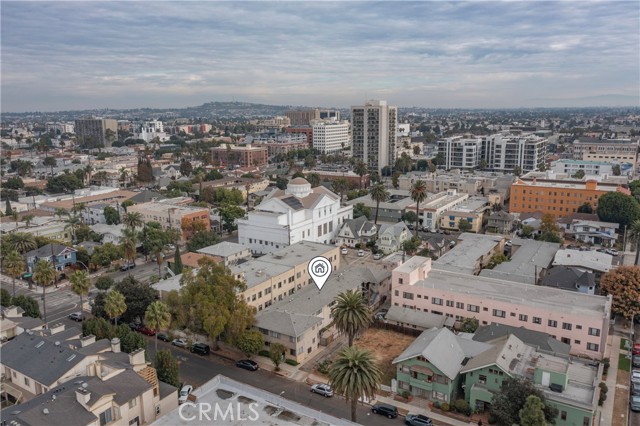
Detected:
[
  {"left": 145, "top": 301, "right": 171, "bottom": 353},
  {"left": 69, "top": 270, "right": 91, "bottom": 321},
  {"left": 11, "top": 295, "right": 41, "bottom": 318},
  {"left": 331, "top": 290, "right": 372, "bottom": 347},
  {"left": 612, "top": 164, "right": 621, "bottom": 176},
  {"left": 461, "top": 317, "right": 479, "bottom": 333},
  {"left": 236, "top": 330, "right": 264, "bottom": 358},
  {"left": 629, "top": 219, "right": 640, "bottom": 265},
  {"left": 43, "top": 156, "right": 57, "bottom": 175},
  {"left": 490, "top": 378, "right": 558, "bottom": 426},
  {"left": 155, "top": 349, "right": 180, "bottom": 387},
  {"left": 331, "top": 178, "right": 350, "bottom": 203},
  {"left": 577, "top": 202, "right": 593, "bottom": 214},
  {"left": 113, "top": 276, "right": 158, "bottom": 323},
  {"left": 572, "top": 169, "right": 585, "bottom": 179},
  {"left": 173, "top": 246, "right": 183, "bottom": 275},
  {"left": 329, "top": 346, "right": 382, "bottom": 423},
  {"left": 0, "top": 288, "right": 12, "bottom": 307},
  {"left": 537, "top": 213, "right": 563, "bottom": 243},
  {"left": 458, "top": 218, "right": 472, "bottom": 232},
  {"left": 486, "top": 253, "right": 509, "bottom": 269},
  {"left": 306, "top": 173, "right": 320, "bottom": 188},
  {"left": 3, "top": 176, "right": 24, "bottom": 190},
  {"left": 186, "top": 230, "right": 219, "bottom": 252},
  {"left": 104, "top": 290, "right": 127, "bottom": 325},
  {"left": 391, "top": 171, "right": 401, "bottom": 189},
  {"left": 403, "top": 211, "right": 418, "bottom": 228},
  {"left": 103, "top": 206, "right": 120, "bottom": 225},
  {"left": 90, "top": 243, "right": 124, "bottom": 268},
  {"left": 5, "top": 198, "right": 12, "bottom": 215},
  {"left": 520, "top": 225, "right": 535, "bottom": 238},
  {"left": 269, "top": 342, "right": 287, "bottom": 371},
  {"left": 95, "top": 276, "right": 114, "bottom": 291},
  {"left": 370, "top": 184, "right": 389, "bottom": 225},
  {"left": 402, "top": 236, "right": 422, "bottom": 254},
  {"left": 353, "top": 203, "right": 372, "bottom": 220},
  {"left": 600, "top": 266, "right": 640, "bottom": 320},
  {"left": 220, "top": 204, "right": 245, "bottom": 233},
  {"left": 3, "top": 250, "right": 25, "bottom": 298},
  {"left": 120, "top": 227, "right": 138, "bottom": 268},
  {"left": 597, "top": 192, "right": 640, "bottom": 228},
  {"left": 410, "top": 180, "right": 427, "bottom": 236},
  {"left": 46, "top": 173, "right": 84, "bottom": 193},
  {"left": 354, "top": 161, "right": 368, "bottom": 189},
  {"left": 519, "top": 395, "right": 547, "bottom": 426}
]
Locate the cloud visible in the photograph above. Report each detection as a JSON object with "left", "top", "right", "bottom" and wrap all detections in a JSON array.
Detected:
[{"left": 1, "top": 1, "right": 638, "bottom": 111}]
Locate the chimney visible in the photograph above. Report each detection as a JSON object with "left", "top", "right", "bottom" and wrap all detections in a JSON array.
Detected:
[
  {"left": 80, "top": 335, "right": 96, "bottom": 348},
  {"left": 75, "top": 387, "right": 91, "bottom": 407},
  {"left": 110, "top": 337, "right": 121, "bottom": 353},
  {"left": 48, "top": 323, "right": 65, "bottom": 335},
  {"left": 128, "top": 348, "right": 146, "bottom": 370}
]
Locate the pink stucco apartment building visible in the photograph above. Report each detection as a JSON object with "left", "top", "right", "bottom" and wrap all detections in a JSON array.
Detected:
[{"left": 391, "top": 256, "right": 611, "bottom": 360}]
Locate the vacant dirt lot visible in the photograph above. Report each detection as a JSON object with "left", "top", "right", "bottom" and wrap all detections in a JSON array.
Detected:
[{"left": 355, "top": 328, "right": 416, "bottom": 385}]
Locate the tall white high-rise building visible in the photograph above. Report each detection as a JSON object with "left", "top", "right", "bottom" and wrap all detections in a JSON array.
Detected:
[
  {"left": 312, "top": 120, "right": 350, "bottom": 154},
  {"left": 351, "top": 100, "right": 398, "bottom": 173}
]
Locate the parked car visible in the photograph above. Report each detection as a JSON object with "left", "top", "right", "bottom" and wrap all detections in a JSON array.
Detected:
[
  {"left": 235, "top": 359, "right": 259, "bottom": 371},
  {"left": 357, "top": 249, "right": 365, "bottom": 257},
  {"left": 373, "top": 253, "right": 383, "bottom": 260},
  {"left": 605, "top": 248, "right": 619, "bottom": 256},
  {"left": 68, "top": 312, "right": 85, "bottom": 321},
  {"left": 178, "top": 384, "right": 193, "bottom": 404},
  {"left": 138, "top": 326, "right": 156, "bottom": 336},
  {"left": 172, "top": 338, "right": 188, "bottom": 348},
  {"left": 632, "top": 369, "right": 640, "bottom": 384},
  {"left": 632, "top": 382, "right": 640, "bottom": 396},
  {"left": 374, "top": 309, "right": 388, "bottom": 321},
  {"left": 341, "top": 247, "right": 348, "bottom": 255},
  {"left": 157, "top": 333, "right": 170, "bottom": 342},
  {"left": 405, "top": 413, "right": 433, "bottom": 426},
  {"left": 120, "top": 262, "right": 136, "bottom": 271},
  {"left": 191, "top": 342, "right": 210, "bottom": 355},
  {"left": 310, "top": 383, "right": 333, "bottom": 397},
  {"left": 633, "top": 355, "right": 640, "bottom": 368},
  {"left": 632, "top": 343, "right": 640, "bottom": 355},
  {"left": 128, "top": 322, "right": 141, "bottom": 331},
  {"left": 505, "top": 240, "right": 512, "bottom": 247},
  {"left": 371, "top": 403, "right": 398, "bottom": 419},
  {"left": 631, "top": 395, "right": 640, "bottom": 412}
]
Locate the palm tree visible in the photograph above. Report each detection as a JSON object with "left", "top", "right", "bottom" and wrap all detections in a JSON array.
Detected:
[
  {"left": 65, "top": 214, "right": 82, "bottom": 243},
  {"left": 410, "top": 179, "right": 427, "bottom": 236},
  {"left": 145, "top": 301, "right": 171, "bottom": 353},
  {"left": 83, "top": 164, "right": 94, "bottom": 185},
  {"left": 93, "top": 170, "right": 109, "bottom": 186},
  {"left": 4, "top": 250, "right": 25, "bottom": 298},
  {"left": 122, "top": 212, "right": 143, "bottom": 230},
  {"left": 5, "top": 232, "right": 37, "bottom": 254},
  {"left": 105, "top": 290, "right": 127, "bottom": 326},
  {"left": 369, "top": 183, "right": 389, "bottom": 225},
  {"left": 120, "top": 227, "right": 138, "bottom": 269},
  {"left": 69, "top": 270, "right": 91, "bottom": 321},
  {"left": 23, "top": 214, "right": 34, "bottom": 228},
  {"left": 628, "top": 219, "right": 640, "bottom": 265},
  {"left": 152, "top": 243, "right": 165, "bottom": 278},
  {"left": 354, "top": 161, "right": 368, "bottom": 189},
  {"left": 119, "top": 167, "right": 129, "bottom": 188},
  {"left": 33, "top": 259, "right": 55, "bottom": 326},
  {"left": 331, "top": 290, "right": 372, "bottom": 347},
  {"left": 194, "top": 171, "right": 206, "bottom": 198},
  {"left": 54, "top": 207, "right": 67, "bottom": 220},
  {"left": 329, "top": 346, "right": 382, "bottom": 423}
]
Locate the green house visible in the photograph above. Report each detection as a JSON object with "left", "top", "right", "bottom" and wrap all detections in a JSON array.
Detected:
[
  {"left": 461, "top": 334, "right": 598, "bottom": 426},
  {"left": 392, "top": 327, "right": 492, "bottom": 403}
]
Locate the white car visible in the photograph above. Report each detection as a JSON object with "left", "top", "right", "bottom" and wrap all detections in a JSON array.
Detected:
[
  {"left": 178, "top": 384, "right": 193, "bottom": 404},
  {"left": 632, "top": 369, "right": 640, "bottom": 384},
  {"left": 373, "top": 253, "right": 383, "bottom": 260},
  {"left": 172, "top": 338, "right": 188, "bottom": 348},
  {"left": 341, "top": 248, "right": 348, "bottom": 255},
  {"left": 357, "top": 250, "right": 365, "bottom": 257},
  {"left": 605, "top": 248, "right": 619, "bottom": 256}
]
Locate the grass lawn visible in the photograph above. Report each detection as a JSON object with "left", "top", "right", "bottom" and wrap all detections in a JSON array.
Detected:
[
  {"left": 618, "top": 353, "right": 631, "bottom": 371},
  {"left": 620, "top": 338, "right": 629, "bottom": 350}
]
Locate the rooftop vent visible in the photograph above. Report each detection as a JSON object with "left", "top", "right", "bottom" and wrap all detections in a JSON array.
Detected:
[{"left": 35, "top": 341, "right": 45, "bottom": 348}]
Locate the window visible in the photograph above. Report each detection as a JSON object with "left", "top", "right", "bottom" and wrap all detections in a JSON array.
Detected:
[
  {"left": 561, "top": 411, "right": 567, "bottom": 421},
  {"left": 492, "top": 309, "right": 506, "bottom": 318},
  {"left": 432, "top": 298, "right": 443, "bottom": 306},
  {"left": 270, "top": 331, "right": 280, "bottom": 338},
  {"left": 456, "top": 302, "right": 464, "bottom": 309},
  {"left": 533, "top": 317, "right": 542, "bottom": 324},
  {"left": 24, "top": 377, "right": 30, "bottom": 386},
  {"left": 399, "top": 278, "right": 403, "bottom": 284},
  {"left": 583, "top": 417, "right": 590, "bottom": 426},
  {"left": 467, "top": 304, "right": 479, "bottom": 313},
  {"left": 588, "top": 327, "right": 600, "bottom": 336},
  {"left": 100, "top": 409, "right": 113, "bottom": 426},
  {"left": 548, "top": 320, "right": 557, "bottom": 328},
  {"left": 129, "top": 398, "right": 137, "bottom": 408},
  {"left": 446, "top": 300, "right": 454, "bottom": 307},
  {"left": 519, "top": 314, "right": 528, "bottom": 322},
  {"left": 402, "top": 292, "right": 414, "bottom": 300},
  {"left": 562, "top": 322, "right": 572, "bottom": 330},
  {"left": 587, "top": 343, "right": 599, "bottom": 351},
  {"left": 478, "top": 375, "right": 487, "bottom": 384}
]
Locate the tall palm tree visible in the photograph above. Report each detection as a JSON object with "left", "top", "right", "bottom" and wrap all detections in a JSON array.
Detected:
[
  {"left": 69, "top": 270, "right": 91, "bottom": 321},
  {"left": 194, "top": 171, "right": 206, "bottom": 198},
  {"left": 119, "top": 167, "right": 129, "bottom": 188},
  {"left": 369, "top": 183, "right": 389, "bottom": 225},
  {"left": 410, "top": 179, "right": 427, "bottom": 236},
  {"left": 329, "top": 346, "right": 382, "bottom": 423},
  {"left": 152, "top": 243, "right": 165, "bottom": 278},
  {"left": 354, "top": 161, "right": 368, "bottom": 189},
  {"left": 105, "top": 290, "right": 127, "bottom": 326},
  {"left": 33, "top": 259, "right": 55, "bottom": 326},
  {"left": 145, "top": 301, "right": 171, "bottom": 353},
  {"left": 5, "top": 232, "right": 37, "bottom": 254},
  {"left": 122, "top": 212, "right": 143, "bottom": 230},
  {"left": 83, "top": 164, "right": 94, "bottom": 185},
  {"left": 4, "top": 250, "right": 25, "bottom": 298},
  {"left": 331, "top": 290, "right": 372, "bottom": 347},
  {"left": 120, "top": 227, "right": 138, "bottom": 269},
  {"left": 628, "top": 219, "right": 640, "bottom": 265},
  {"left": 65, "top": 214, "right": 82, "bottom": 243}
]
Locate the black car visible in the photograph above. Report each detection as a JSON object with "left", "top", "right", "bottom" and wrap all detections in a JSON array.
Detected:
[
  {"left": 191, "top": 343, "right": 210, "bottom": 356},
  {"left": 157, "top": 332, "right": 170, "bottom": 342},
  {"left": 235, "top": 359, "right": 259, "bottom": 371},
  {"left": 371, "top": 403, "right": 398, "bottom": 419}
]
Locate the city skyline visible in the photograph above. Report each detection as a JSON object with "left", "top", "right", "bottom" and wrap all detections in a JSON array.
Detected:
[{"left": 1, "top": 1, "right": 638, "bottom": 112}]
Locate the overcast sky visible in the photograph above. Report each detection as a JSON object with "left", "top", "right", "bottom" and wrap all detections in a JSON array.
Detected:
[{"left": 1, "top": 1, "right": 638, "bottom": 112}]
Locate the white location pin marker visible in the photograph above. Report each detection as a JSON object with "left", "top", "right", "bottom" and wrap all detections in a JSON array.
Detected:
[{"left": 308, "top": 256, "right": 332, "bottom": 291}]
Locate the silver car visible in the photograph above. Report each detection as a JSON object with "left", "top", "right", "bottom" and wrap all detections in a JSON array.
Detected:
[{"left": 310, "top": 384, "right": 334, "bottom": 397}]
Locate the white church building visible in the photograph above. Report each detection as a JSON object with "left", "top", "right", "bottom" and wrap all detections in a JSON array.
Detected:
[{"left": 238, "top": 178, "right": 353, "bottom": 254}]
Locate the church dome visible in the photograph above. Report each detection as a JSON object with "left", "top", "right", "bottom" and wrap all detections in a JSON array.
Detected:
[{"left": 286, "top": 178, "right": 312, "bottom": 198}]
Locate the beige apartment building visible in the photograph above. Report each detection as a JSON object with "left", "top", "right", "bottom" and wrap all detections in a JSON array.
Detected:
[{"left": 127, "top": 201, "right": 210, "bottom": 241}]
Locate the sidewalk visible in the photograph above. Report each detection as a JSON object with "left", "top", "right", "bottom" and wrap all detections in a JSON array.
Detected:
[{"left": 372, "top": 395, "right": 473, "bottom": 426}]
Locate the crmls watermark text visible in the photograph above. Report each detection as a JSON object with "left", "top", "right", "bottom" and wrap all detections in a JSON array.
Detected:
[{"left": 179, "top": 402, "right": 260, "bottom": 422}]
